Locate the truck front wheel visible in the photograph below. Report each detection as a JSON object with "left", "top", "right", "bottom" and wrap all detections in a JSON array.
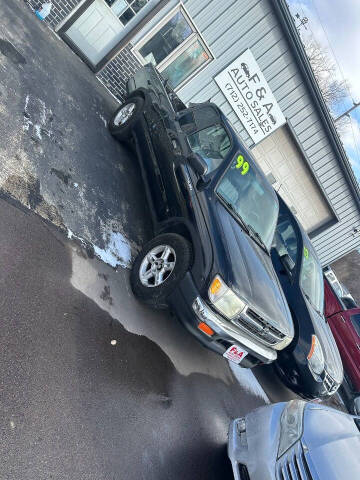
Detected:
[
  {"left": 131, "top": 233, "right": 192, "bottom": 308},
  {"left": 109, "top": 96, "right": 144, "bottom": 141}
]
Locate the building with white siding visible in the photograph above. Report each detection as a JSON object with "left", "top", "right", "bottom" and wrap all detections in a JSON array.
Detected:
[{"left": 26, "top": 0, "right": 360, "bottom": 265}]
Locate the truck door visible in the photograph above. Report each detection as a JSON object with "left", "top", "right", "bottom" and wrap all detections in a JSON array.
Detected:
[{"left": 328, "top": 309, "right": 360, "bottom": 391}]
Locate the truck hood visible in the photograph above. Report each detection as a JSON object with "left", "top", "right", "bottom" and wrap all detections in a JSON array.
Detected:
[
  {"left": 213, "top": 202, "right": 293, "bottom": 338},
  {"left": 308, "top": 305, "right": 343, "bottom": 384},
  {"left": 302, "top": 405, "right": 360, "bottom": 478}
]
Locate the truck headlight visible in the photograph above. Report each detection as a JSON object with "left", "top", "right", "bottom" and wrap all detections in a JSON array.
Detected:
[
  {"left": 209, "top": 275, "right": 246, "bottom": 319},
  {"left": 307, "top": 335, "right": 325, "bottom": 376},
  {"left": 278, "top": 400, "right": 306, "bottom": 458}
]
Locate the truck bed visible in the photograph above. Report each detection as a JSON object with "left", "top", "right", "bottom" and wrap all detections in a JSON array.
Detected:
[{"left": 126, "top": 64, "right": 186, "bottom": 114}]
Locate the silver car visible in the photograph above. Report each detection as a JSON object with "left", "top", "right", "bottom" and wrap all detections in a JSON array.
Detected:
[{"left": 228, "top": 399, "right": 360, "bottom": 479}]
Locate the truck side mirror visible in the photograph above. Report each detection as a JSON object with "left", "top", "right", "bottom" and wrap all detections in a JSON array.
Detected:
[
  {"left": 187, "top": 153, "right": 208, "bottom": 177},
  {"left": 280, "top": 253, "right": 295, "bottom": 272}
]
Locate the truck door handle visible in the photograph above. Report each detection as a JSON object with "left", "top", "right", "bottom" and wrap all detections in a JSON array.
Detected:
[
  {"left": 357, "top": 344, "right": 360, "bottom": 351},
  {"left": 340, "top": 315, "right": 346, "bottom": 323}
]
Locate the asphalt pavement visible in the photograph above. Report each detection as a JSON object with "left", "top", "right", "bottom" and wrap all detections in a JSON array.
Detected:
[
  {"left": 0, "top": 0, "right": 151, "bottom": 268},
  {"left": 0, "top": 197, "right": 272, "bottom": 480}
]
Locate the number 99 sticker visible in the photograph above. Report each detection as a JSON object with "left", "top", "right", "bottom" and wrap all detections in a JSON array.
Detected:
[{"left": 236, "top": 155, "right": 250, "bottom": 175}]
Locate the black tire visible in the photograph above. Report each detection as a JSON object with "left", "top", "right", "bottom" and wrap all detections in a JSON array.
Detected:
[
  {"left": 109, "top": 96, "right": 144, "bottom": 141},
  {"left": 131, "top": 233, "right": 192, "bottom": 309}
]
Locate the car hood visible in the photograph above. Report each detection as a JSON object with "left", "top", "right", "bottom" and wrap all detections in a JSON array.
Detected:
[
  {"left": 302, "top": 405, "right": 360, "bottom": 478},
  {"left": 213, "top": 202, "right": 293, "bottom": 338},
  {"left": 308, "top": 304, "right": 343, "bottom": 383}
]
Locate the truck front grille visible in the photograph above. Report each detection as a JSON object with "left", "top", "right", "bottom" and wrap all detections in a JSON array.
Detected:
[
  {"left": 233, "top": 308, "right": 286, "bottom": 346},
  {"left": 276, "top": 443, "right": 313, "bottom": 480}
]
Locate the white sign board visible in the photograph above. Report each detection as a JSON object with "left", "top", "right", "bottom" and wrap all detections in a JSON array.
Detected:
[{"left": 215, "top": 49, "right": 286, "bottom": 144}]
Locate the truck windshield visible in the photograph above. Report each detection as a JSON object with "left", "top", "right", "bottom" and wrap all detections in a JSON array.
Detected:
[
  {"left": 187, "top": 124, "right": 231, "bottom": 173},
  {"left": 300, "top": 244, "right": 324, "bottom": 313},
  {"left": 216, "top": 154, "right": 278, "bottom": 250}
]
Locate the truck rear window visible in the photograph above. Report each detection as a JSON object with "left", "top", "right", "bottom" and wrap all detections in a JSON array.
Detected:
[{"left": 187, "top": 124, "right": 231, "bottom": 173}]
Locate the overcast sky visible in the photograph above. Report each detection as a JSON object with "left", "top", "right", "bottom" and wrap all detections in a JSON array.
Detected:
[{"left": 288, "top": 0, "right": 360, "bottom": 179}]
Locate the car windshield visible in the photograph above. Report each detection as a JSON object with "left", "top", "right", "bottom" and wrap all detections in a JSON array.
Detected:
[
  {"left": 300, "top": 243, "right": 324, "bottom": 312},
  {"left": 216, "top": 153, "right": 278, "bottom": 250},
  {"left": 187, "top": 124, "right": 231, "bottom": 173}
]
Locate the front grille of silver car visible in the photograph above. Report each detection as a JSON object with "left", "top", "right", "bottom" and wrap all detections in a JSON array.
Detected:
[
  {"left": 276, "top": 443, "right": 314, "bottom": 480},
  {"left": 233, "top": 308, "right": 286, "bottom": 346}
]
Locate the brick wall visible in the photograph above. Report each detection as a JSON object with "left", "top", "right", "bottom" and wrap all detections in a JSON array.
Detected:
[
  {"left": 23, "top": 0, "right": 142, "bottom": 102},
  {"left": 24, "top": 0, "right": 82, "bottom": 28},
  {"left": 96, "top": 45, "right": 142, "bottom": 102}
]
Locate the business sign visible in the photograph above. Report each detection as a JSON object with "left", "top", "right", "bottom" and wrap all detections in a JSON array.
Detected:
[{"left": 215, "top": 49, "right": 286, "bottom": 144}]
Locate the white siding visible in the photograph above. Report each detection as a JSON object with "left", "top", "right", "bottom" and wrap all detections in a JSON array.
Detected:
[{"left": 177, "top": 0, "right": 360, "bottom": 265}]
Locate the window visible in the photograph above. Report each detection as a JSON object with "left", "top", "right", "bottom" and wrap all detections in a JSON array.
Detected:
[
  {"left": 105, "top": 0, "right": 150, "bottom": 26},
  {"left": 216, "top": 155, "right": 279, "bottom": 250},
  {"left": 187, "top": 124, "right": 231, "bottom": 173},
  {"left": 351, "top": 314, "right": 360, "bottom": 337},
  {"left": 300, "top": 245, "right": 324, "bottom": 313},
  {"left": 133, "top": 6, "right": 212, "bottom": 89},
  {"left": 274, "top": 216, "right": 299, "bottom": 273},
  {"left": 161, "top": 39, "right": 209, "bottom": 88}
]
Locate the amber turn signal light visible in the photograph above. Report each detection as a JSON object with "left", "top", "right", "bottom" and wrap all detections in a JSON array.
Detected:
[{"left": 198, "top": 322, "right": 215, "bottom": 336}]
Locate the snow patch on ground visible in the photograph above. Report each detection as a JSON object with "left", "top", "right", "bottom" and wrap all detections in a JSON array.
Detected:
[
  {"left": 229, "top": 363, "right": 270, "bottom": 404},
  {"left": 67, "top": 224, "right": 136, "bottom": 269},
  {"left": 94, "top": 231, "right": 132, "bottom": 268}
]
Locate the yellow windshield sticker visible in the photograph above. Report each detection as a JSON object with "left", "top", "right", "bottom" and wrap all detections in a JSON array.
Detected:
[
  {"left": 304, "top": 246, "right": 309, "bottom": 259},
  {"left": 236, "top": 155, "right": 250, "bottom": 175}
]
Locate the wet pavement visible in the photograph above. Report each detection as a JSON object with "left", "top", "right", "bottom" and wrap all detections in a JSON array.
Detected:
[
  {"left": 0, "top": 197, "right": 271, "bottom": 480},
  {"left": 0, "top": 1, "right": 150, "bottom": 268},
  {"left": 0, "top": 3, "right": 347, "bottom": 480}
]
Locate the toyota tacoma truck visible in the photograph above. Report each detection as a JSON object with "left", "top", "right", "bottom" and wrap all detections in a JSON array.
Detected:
[{"left": 109, "top": 64, "right": 294, "bottom": 368}]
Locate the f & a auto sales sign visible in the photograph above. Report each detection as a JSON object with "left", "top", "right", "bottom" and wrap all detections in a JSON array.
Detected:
[{"left": 215, "top": 49, "right": 286, "bottom": 144}]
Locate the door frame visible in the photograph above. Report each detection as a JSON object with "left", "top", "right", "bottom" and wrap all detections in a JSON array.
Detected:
[{"left": 57, "top": 0, "right": 170, "bottom": 73}]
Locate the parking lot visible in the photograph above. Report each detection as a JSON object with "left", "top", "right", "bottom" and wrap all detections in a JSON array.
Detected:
[
  {"left": 0, "top": 2, "right": 348, "bottom": 480},
  {"left": 0, "top": 1, "right": 151, "bottom": 268}
]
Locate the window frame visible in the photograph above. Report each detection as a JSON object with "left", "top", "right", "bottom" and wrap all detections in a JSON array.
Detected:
[
  {"left": 187, "top": 123, "right": 232, "bottom": 174},
  {"left": 274, "top": 214, "right": 300, "bottom": 278},
  {"left": 131, "top": 3, "right": 214, "bottom": 90}
]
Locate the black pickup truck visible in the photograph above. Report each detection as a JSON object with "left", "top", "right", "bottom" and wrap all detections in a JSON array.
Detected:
[{"left": 109, "top": 65, "right": 294, "bottom": 368}]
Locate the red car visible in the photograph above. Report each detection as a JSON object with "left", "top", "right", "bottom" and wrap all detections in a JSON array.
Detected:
[{"left": 324, "top": 277, "right": 360, "bottom": 393}]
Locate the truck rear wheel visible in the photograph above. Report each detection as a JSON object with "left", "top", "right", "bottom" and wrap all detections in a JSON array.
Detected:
[
  {"left": 109, "top": 96, "right": 144, "bottom": 141},
  {"left": 131, "top": 233, "right": 192, "bottom": 309}
]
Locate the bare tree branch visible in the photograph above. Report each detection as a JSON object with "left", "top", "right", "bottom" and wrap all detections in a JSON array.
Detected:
[{"left": 304, "top": 41, "right": 348, "bottom": 105}]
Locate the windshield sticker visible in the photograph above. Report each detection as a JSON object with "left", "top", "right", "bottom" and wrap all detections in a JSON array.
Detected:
[
  {"left": 235, "top": 154, "right": 250, "bottom": 175},
  {"left": 303, "top": 246, "right": 309, "bottom": 259}
]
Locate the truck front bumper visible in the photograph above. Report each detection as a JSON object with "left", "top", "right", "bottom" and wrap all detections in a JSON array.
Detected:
[{"left": 167, "top": 272, "right": 277, "bottom": 366}]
